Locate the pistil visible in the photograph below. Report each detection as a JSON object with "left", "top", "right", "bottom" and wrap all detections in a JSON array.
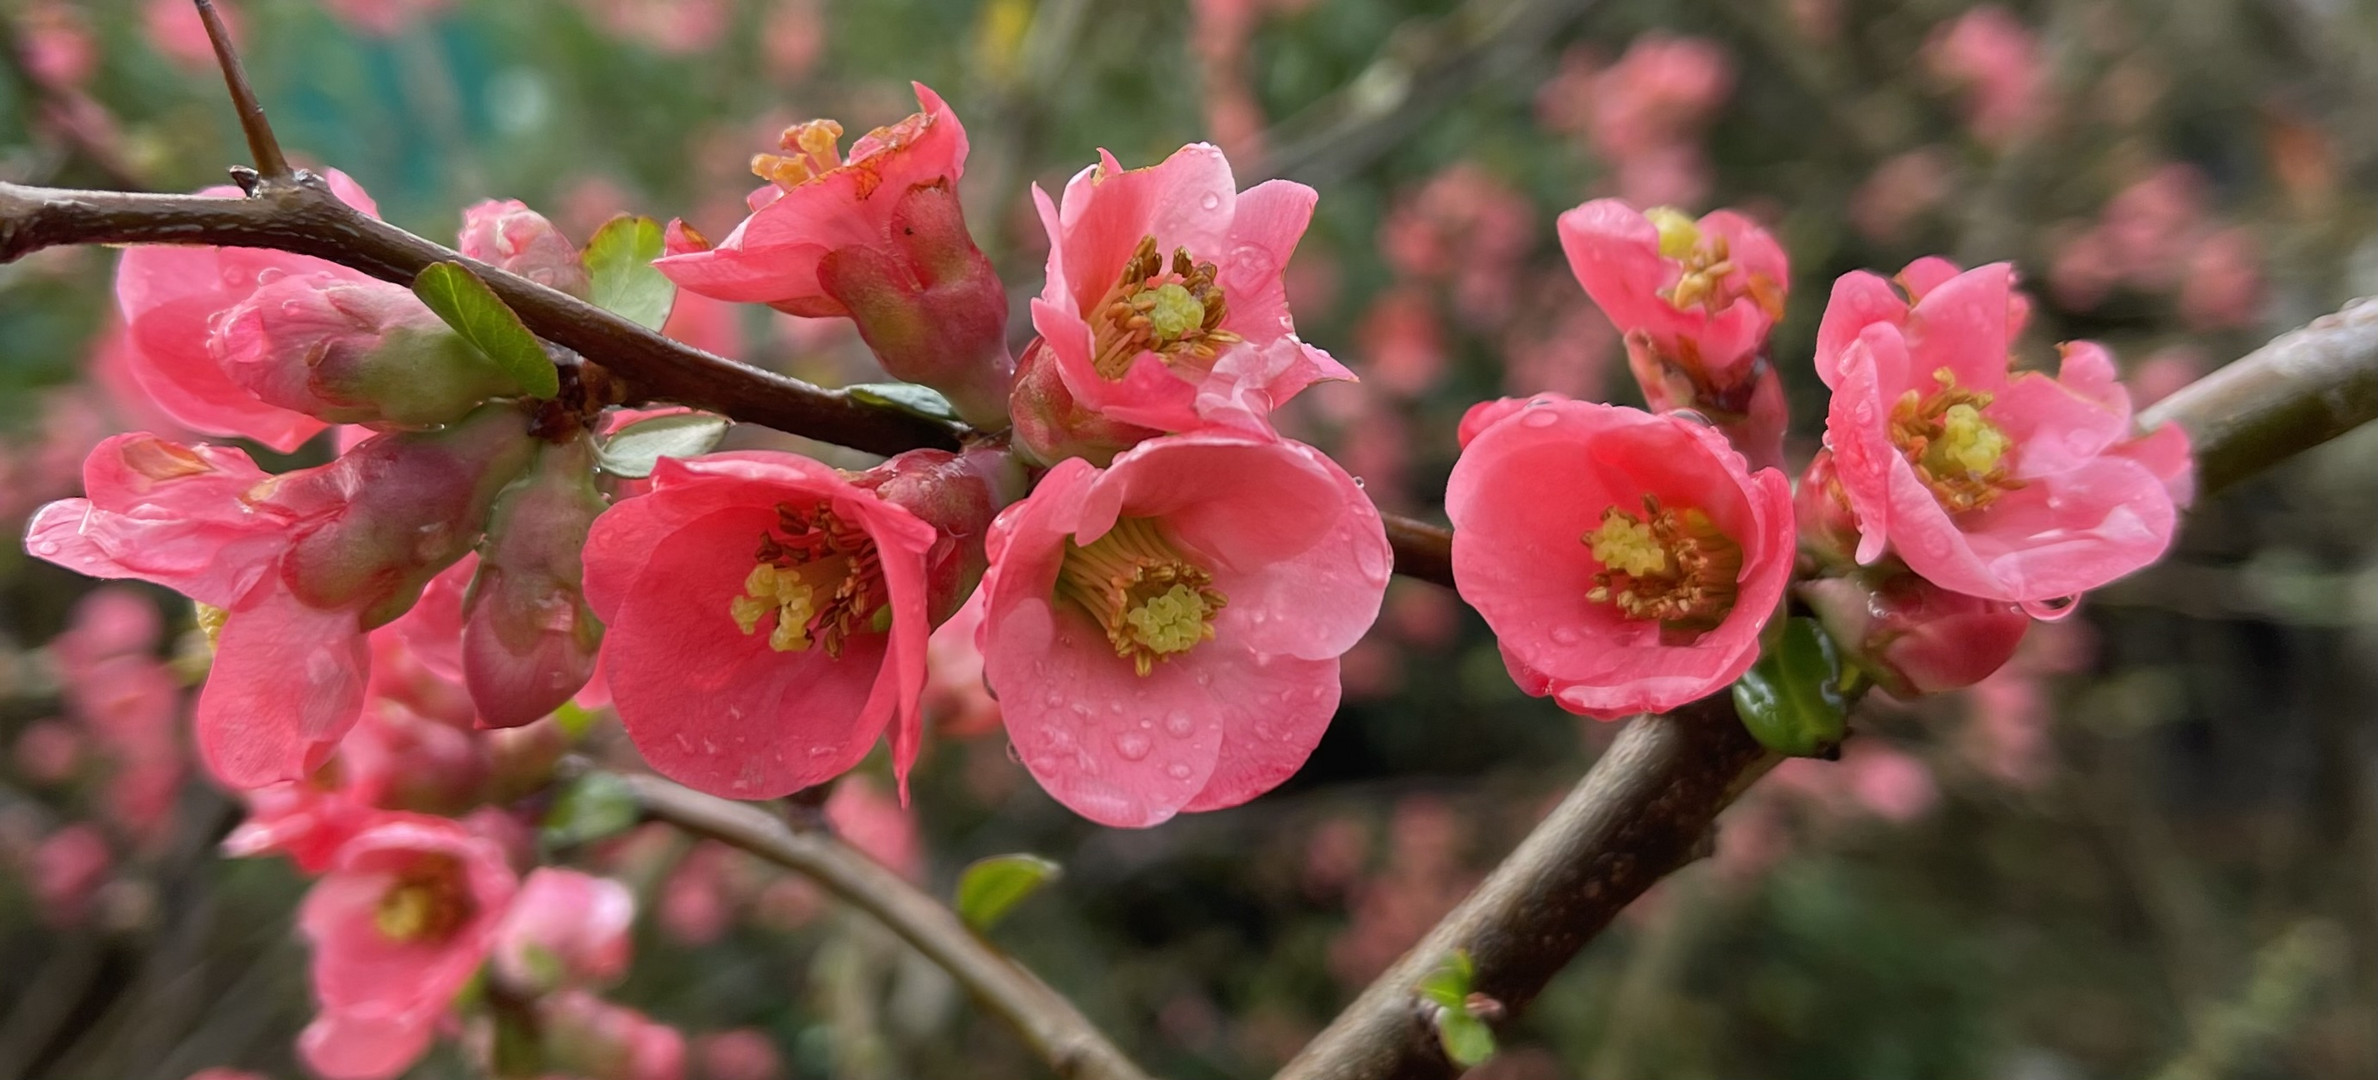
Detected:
[
  {"left": 1890, "top": 367, "right": 2020, "bottom": 513},
  {"left": 1583, "top": 495, "right": 1744, "bottom": 642},
  {"left": 1088, "top": 235, "right": 1238, "bottom": 380},
  {"left": 1056, "top": 516, "right": 1228, "bottom": 676},
  {"left": 726, "top": 502, "right": 887, "bottom": 658}
]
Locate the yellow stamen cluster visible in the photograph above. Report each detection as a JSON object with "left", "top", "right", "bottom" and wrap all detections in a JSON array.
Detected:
[
  {"left": 1645, "top": 206, "right": 1785, "bottom": 321},
  {"left": 374, "top": 856, "right": 473, "bottom": 944},
  {"left": 1089, "top": 235, "right": 1239, "bottom": 380},
  {"left": 1890, "top": 367, "right": 2021, "bottom": 514},
  {"left": 751, "top": 119, "right": 846, "bottom": 190},
  {"left": 1584, "top": 496, "right": 1745, "bottom": 642},
  {"left": 726, "top": 502, "right": 887, "bottom": 658},
  {"left": 1057, "top": 516, "right": 1228, "bottom": 676}
]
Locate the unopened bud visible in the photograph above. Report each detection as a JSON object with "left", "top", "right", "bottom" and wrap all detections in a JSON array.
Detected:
[
  {"left": 459, "top": 199, "right": 591, "bottom": 297},
  {"left": 853, "top": 446, "right": 1012, "bottom": 624},
  {"left": 1798, "top": 569, "right": 2029, "bottom": 699},
  {"left": 1009, "top": 337, "right": 1161, "bottom": 467},
  {"left": 1793, "top": 450, "right": 1862, "bottom": 568},
  {"left": 215, "top": 273, "right": 533, "bottom": 426},
  {"left": 817, "top": 181, "right": 1013, "bottom": 430},
  {"left": 463, "top": 436, "right": 608, "bottom": 728}
]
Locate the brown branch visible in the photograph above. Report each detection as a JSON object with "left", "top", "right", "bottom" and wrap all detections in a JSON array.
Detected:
[
  {"left": 614, "top": 772, "right": 1155, "bottom": 1080},
  {"left": 194, "top": 0, "right": 288, "bottom": 183},
  {"left": 1274, "top": 299, "right": 2378, "bottom": 1080}
]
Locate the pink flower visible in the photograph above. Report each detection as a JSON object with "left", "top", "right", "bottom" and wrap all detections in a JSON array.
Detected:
[
  {"left": 113, "top": 170, "right": 381, "bottom": 452},
  {"left": 144, "top": 0, "right": 228, "bottom": 70},
  {"left": 27, "top": 407, "right": 537, "bottom": 787},
  {"left": 537, "top": 991, "right": 686, "bottom": 1080},
  {"left": 1816, "top": 261, "right": 2193, "bottom": 607},
  {"left": 979, "top": 429, "right": 1388, "bottom": 827},
  {"left": 297, "top": 814, "right": 515, "bottom": 1080},
  {"left": 694, "top": 1029, "right": 784, "bottom": 1080},
  {"left": 31, "top": 823, "right": 111, "bottom": 927},
  {"left": 1798, "top": 568, "right": 2029, "bottom": 698},
  {"left": 1924, "top": 5, "right": 2043, "bottom": 146},
  {"left": 492, "top": 868, "right": 635, "bottom": 993},
  {"left": 323, "top": 0, "right": 449, "bottom": 37},
  {"left": 657, "top": 85, "right": 1011, "bottom": 427},
  {"left": 458, "top": 198, "right": 590, "bottom": 297},
  {"left": 1029, "top": 143, "right": 1351, "bottom": 434},
  {"left": 581, "top": 453, "right": 939, "bottom": 799},
  {"left": 825, "top": 774, "right": 921, "bottom": 881},
  {"left": 1447, "top": 396, "right": 1794, "bottom": 719}
]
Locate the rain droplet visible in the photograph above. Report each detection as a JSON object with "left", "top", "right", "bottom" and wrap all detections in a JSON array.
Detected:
[
  {"left": 1113, "top": 731, "right": 1153, "bottom": 761},
  {"left": 31, "top": 540, "right": 59, "bottom": 556},
  {"left": 1522, "top": 409, "right": 1561, "bottom": 428},
  {"left": 1163, "top": 712, "right": 1196, "bottom": 738},
  {"left": 1166, "top": 762, "right": 1194, "bottom": 781},
  {"left": 1198, "top": 191, "right": 1222, "bottom": 212},
  {"left": 254, "top": 267, "right": 285, "bottom": 286},
  {"left": 1550, "top": 626, "right": 1581, "bottom": 645},
  {"left": 1043, "top": 690, "right": 1065, "bottom": 707},
  {"left": 807, "top": 745, "right": 835, "bottom": 758}
]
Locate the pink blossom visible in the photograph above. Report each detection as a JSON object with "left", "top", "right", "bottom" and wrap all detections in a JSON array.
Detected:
[
  {"left": 658, "top": 841, "right": 739, "bottom": 945},
  {"left": 1355, "top": 288, "right": 1447, "bottom": 398},
  {"left": 113, "top": 170, "right": 381, "bottom": 452},
  {"left": 322, "top": 0, "right": 449, "bottom": 37},
  {"left": 1816, "top": 261, "right": 2194, "bottom": 607},
  {"left": 462, "top": 438, "right": 608, "bottom": 728},
  {"left": 297, "top": 815, "right": 514, "bottom": 1080},
  {"left": 825, "top": 774, "right": 921, "bottom": 881},
  {"left": 538, "top": 991, "right": 686, "bottom": 1080},
  {"left": 21, "top": 3, "right": 96, "bottom": 90},
  {"left": 580, "top": 0, "right": 732, "bottom": 54},
  {"left": 1029, "top": 143, "right": 1351, "bottom": 434},
  {"left": 14, "top": 720, "right": 83, "bottom": 784},
  {"left": 492, "top": 868, "right": 635, "bottom": 993},
  {"left": 581, "top": 453, "right": 940, "bottom": 799},
  {"left": 2179, "top": 226, "right": 2263, "bottom": 331},
  {"left": 144, "top": 0, "right": 229, "bottom": 70},
  {"left": 31, "top": 824, "right": 111, "bottom": 927},
  {"left": 1851, "top": 148, "right": 1954, "bottom": 244},
  {"left": 1798, "top": 568, "right": 2029, "bottom": 698},
  {"left": 458, "top": 199, "right": 590, "bottom": 297},
  {"left": 1925, "top": 6, "right": 2043, "bottom": 146},
  {"left": 1448, "top": 396, "right": 1794, "bottom": 719},
  {"left": 1009, "top": 336, "right": 1164, "bottom": 468},
  {"left": 761, "top": 0, "right": 824, "bottom": 83},
  {"left": 694, "top": 1029, "right": 784, "bottom": 1080},
  {"left": 979, "top": 429, "right": 1388, "bottom": 827}
]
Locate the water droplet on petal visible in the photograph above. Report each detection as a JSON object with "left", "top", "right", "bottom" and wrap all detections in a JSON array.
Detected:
[
  {"left": 1522, "top": 409, "right": 1560, "bottom": 428},
  {"left": 1550, "top": 626, "right": 1581, "bottom": 645},
  {"left": 1198, "top": 191, "right": 1221, "bottom": 212},
  {"left": 1166, "top": 762, "right": 1194, "bottom": 781},
  {"left": 1113, "top": 731, "right": 1153, "bottom": 761},
  {"left": 1163, "top": 712, "right": 1196, "bottom": 738},
  {"left": 807, "top": 745, "right": 834, "bottom": 758},
  {"left": 31, "top": 540, "right": 59, "bottom": 556},
  {"left": 254, "top": 267, "right": 285, "bottom": 286}
]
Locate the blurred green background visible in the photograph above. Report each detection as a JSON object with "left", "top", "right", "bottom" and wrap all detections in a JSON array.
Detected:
[{"left": 0, "top": 1, "right": 2372, "bottom": 1078}]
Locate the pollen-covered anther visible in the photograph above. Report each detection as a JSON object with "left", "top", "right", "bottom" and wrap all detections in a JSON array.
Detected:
[
  {"left": 1890, "top": 367, "right": 2022, "bottom": 513},
  {"left": 752, "top": 119, "right": 846, "bottom": 190},
  {"left": 1056, "top": 515, "right": 1229, "bottom": 676},
  {"left": 1646, "top": 206, "right": 1783, "bottom": 320},
  {"left": 1583, "top": 495, "right": 1745, "bottom": 642},
  {"left": 1088, "top": 234, "right": 1240, "bottom": 380},
  {"left": 373, "top": 856, "right": 473, "bottom": 944},
  {"left": 726, "top": 501, "right": 887, "bottom": 657}
]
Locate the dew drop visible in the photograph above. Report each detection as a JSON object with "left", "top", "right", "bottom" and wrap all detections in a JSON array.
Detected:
[
  {"left": 1550, "top": 625, "right": 1581, "bottom": 645},
  {"left": 1113, "top": 732, "right": 1153, "bottom": 761},
  {"left": 1163, "top": 712, "right": 1196, "bottom": 738},
  {"left": 1043, "top": 690, "right": 1065, "bottom": 707},
  {"left": 807, "top": 745, "right": 834, "bottom": 758},
  {"left": 1166, "top": 762, "right": 1194, "bottom": 781},
  {"left": 1198, "top": 191, "right": 1221, "bottom": 212},
  {"left": 1522, "top": 409, "right": 1560, "bottom": 428},
  {"left": 31, "top": 540, "right": 59, "bottom": 556},
  {"left": 254, "top": 267, "right": 285, "bottom": 286}
]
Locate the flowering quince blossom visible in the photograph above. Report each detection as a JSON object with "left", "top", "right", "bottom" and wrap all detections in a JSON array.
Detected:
[
  {"left": 297, "top": 813, "right": 515, "bottom": 1080},
  {"left": 1558, "top": 199, "right": 1790, "bottom": 465},
  {"left": 113, "top": 170, "right": 381, "bottom": 452},
  {"left": 1448, "top": 395, "right": 1793, "bottom": 719},
  {"left": 457, "top": 198, "right": 591, "bottom": 297},
  {"left": 979, "top": 429, "right": 1389, "bottom": 827},
  {"left": 1816, "top": 260, "right": 2193, "bottom": 609},
  {"left": 1798, "top": 567, "right": 2030, "bottom": 698},
  {"left": 581, "top": 452, "right": 946, "bottom": 799},
  {"left": 655, "top": 84, "right": 1011, "bottom": 429},
  {"left": 25, "top": 405, "right": 536, "bottom": 787},
  {"left": 491, "top": 867, "right": 636, "bottom": 994},
  {"left": 1027, "top": 142, "right": 1351, "bottom": 437}
]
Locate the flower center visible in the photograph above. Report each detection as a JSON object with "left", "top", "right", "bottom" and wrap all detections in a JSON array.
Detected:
[
  {"left": 1583, "top": 495, "right": 1744, "bottom": 643},
  {"left": 1646, "top": 206, "right": 1784, "bottom": 320},
  {"left": 1088, "top": 235, "right": 1240, "bottom": 381},
  {"left": 373, "top": 855, "right": 473, "bottom": 944},
  {"left": 726, "top": 502, "right": 887, "bottom": 659},
  {"left": 751, "top": 119, "right": 846, "bottom": 191},
  {"left": 1056, "top": 516, "right": 1228, "bottom": 676},
  {"left": 1889, "top": 368, "right": 2021, "bottom": 513}
]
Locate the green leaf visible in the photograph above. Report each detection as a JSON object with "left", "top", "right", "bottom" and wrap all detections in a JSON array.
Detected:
[
  {"left": 1436, "top": 1011, "right": 1498, "bottom": 1068},
  {"left": 596, "top": 412, "right": 730, "bottom": 478},
  {"left": 954, "top": 854, "right": 1061, "bottom": 931},
  {"left": 1732, "top": 617, "right": 1850, "bottom": 757},
  {"left": 412, "top": 261, "right": 559, "bottom": 399},
  {"left": 846, "top": 381, "right": 959, "bottom": 423},
  {"left": 583, "top": 214, "right": 676, "bottom": 331},
  {"left": 1416, "top": 949, "right": 1475, "bottom": 1009},
  {"left": 540, "top": 772, "right": 641, "bottom": 849}
]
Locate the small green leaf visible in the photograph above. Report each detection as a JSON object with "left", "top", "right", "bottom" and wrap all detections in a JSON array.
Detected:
[
  {"left": 413, "top": 261, "right": 559, "bottom": 399},
  {"left": 551, "top": 701, "right": 598, "bottom": 740},
  {"left": 596, "top": 412, "right": 730, "bottom": 478},
  {"left": 1436, "top": 1011, "right": 1497, "bottom": 1068},
  {"left": 1732, "top": 617, "right": 1850, "bottom": 757},
  {"left": 955, "top": 854, "right": 1061, "bottom": 931},
  {"left": 540, "top": 772, "right": 641, "bottom": 849},
  {"left": 1416, "top": 949, "right": 1475, "bottom": 1009},
  {"left": 583, "top": 214, "right": 676, "bottom": 330},
  {"left": 846, "top": 381, "right": 959, "bottom": 423}
]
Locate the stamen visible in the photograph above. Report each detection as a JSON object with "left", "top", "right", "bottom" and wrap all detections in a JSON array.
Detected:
[
  {"left": 751, "top": 119, "right": 845, "bottom": 190},
  {"left": 725, "top": 502, "right": 886, "bottom": 658},
  {"left": 1056, "top": 516, "right": 1229, "bottom": 676},
  {"left": 373, "top": 855, "right": 472, "bottom": 943},
  {"left": 1582, "top": 495, "right": 1744, "bottom": 642},
  {"left": 1088, "top": 235, "right": 1240, "bottom": 381},
  {"left": 1646, "top": 206, "right": 1783, "bottom": 321},
  {"left": 1890, "top": 368, "right": 2021, "bottom": 513}
]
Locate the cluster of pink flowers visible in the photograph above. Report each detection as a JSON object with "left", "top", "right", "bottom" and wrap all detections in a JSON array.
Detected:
[{"left": 1536, "top": 34, "right": 1736, "bottom": 207}]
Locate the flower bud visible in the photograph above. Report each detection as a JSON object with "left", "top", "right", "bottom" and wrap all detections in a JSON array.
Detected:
[
  {"left": 817, "top": 181, "right": 1013, "bottom": 430},
  {"left": 458, "top": 199, "right": 590, "bottom": 297},
  {"left": 463, "top": 436, "right": 608, "bottom": 728},
  {"left": 852, "top": 445, "right": 1011, "bottom": 623},
  {"left": 214, "top": 273, "right": 533, "bottom": 427},
  {"left": 1798, "top": 569, "right": 2029, "bottom": 699},
  {"left": 1794, "top": 449, "right": 1863, "bottom": 568},
  {"left": 278, "top": 404, "right": 540, "bottom": 628},
  {"left": 491, "top": 868, "right": 635, "bottom": 995},
  {"left": 1008, "top": 337, "right": 1161, "bottom": 467}
]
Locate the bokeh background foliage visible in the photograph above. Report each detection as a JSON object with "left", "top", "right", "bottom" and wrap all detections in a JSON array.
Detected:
[{"left": 0, "top": 1, "right": 2372, "bottom": 1078}]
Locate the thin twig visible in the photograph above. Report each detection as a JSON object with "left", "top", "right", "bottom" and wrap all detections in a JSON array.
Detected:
[
  {"left": 616, "top": 773, "right": 1155, "bottom": 1080},
  {"left": 193, "top": 0, "right": 288, "bottom": 183}
]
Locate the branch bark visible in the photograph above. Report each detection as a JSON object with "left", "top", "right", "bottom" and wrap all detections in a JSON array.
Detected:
[
  {"left": 615, "top": 772, "right": 1154, "bottom": 1080},
  {"left": 1273, "top": 298, "right": 2378, "bottom": 1080}
]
